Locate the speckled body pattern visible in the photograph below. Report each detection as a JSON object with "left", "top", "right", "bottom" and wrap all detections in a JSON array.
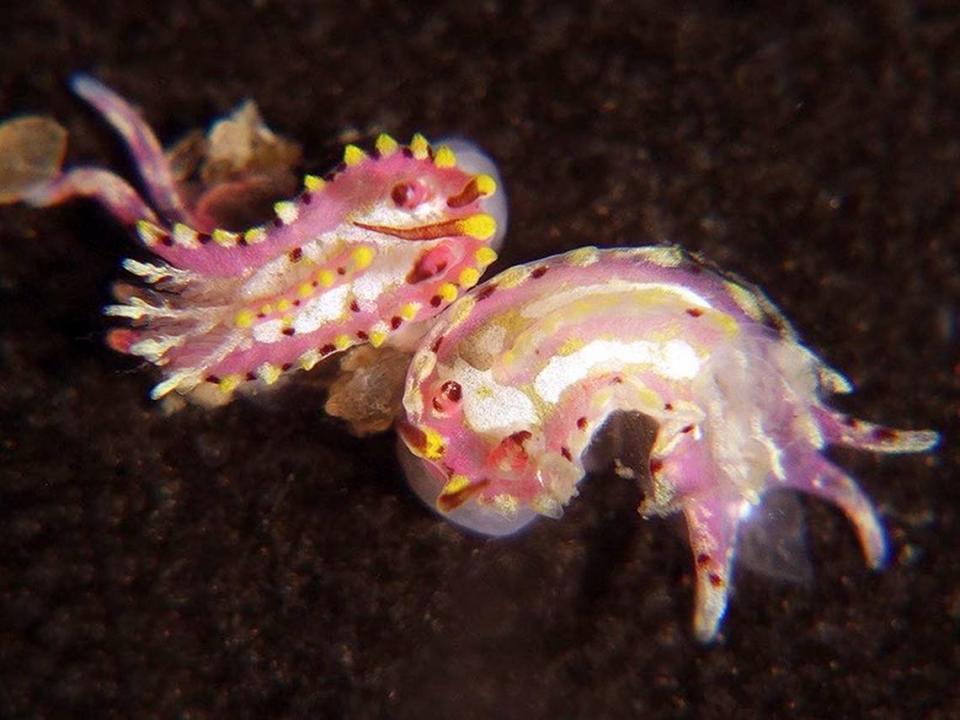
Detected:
[
  {"left": 7, "top": 76, "right": 506, "bottom": 404},
  {"left": 399, "top": 246, "right": 939, "bottom": 640}
]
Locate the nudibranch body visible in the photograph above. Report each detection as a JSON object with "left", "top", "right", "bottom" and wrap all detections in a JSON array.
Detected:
[
  {"left": 399, "top": 246, "right": 939, "bottom": 640},
  {"left": 1, "top": 76, "right": 506, "bottom": 404}
]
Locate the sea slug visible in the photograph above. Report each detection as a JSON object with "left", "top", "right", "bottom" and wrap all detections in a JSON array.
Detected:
[
  {"left": 398, "top": 245, "right": 939, "bottom": 640},
  {"left": 0, "top": 76, "right": 506, "bottom": 406}
]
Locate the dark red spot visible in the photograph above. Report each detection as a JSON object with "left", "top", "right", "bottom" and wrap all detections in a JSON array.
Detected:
[
  {"left": 337, "top": 267, "right": 346, "bottom": 275},
  {"left": 650, "top": 458, "right": 663, "bottom": 474},
  {"left": 320, "top": 344, "right": 336, "bottom": 355},
  {"left": 356, "top": 330, "right": 369, "bottom": 340},
  {"left": 335, "top": 161, "right": 347, "bottom": 173},
  {"left": 843, "top": 416, "right": 860, "bottom": 428},
  {"left": 256, "top": 312, "right": 266, "bottom": 319},
  {"left": 161, "top": 235, "right": 174, "bottom": 247},
  {"left": 391, "top": 316, "right": 403, "bottom": 329},
  {"left": 323, "top": 171, "right": 336, "bottom": 182},
  {"left": 872, "top": 427, "right": 899, "bottom": 442},
  {"left": 709, "top": 573, "right": 724, "bottom": 588},
  {"left": 430, "top": 295, "right": 443, "bottom": 307},
  {"left": 312, "top": 280, "right": 319, "bottom": 287},
  {"left": 206, "top": 375, "right": 220, "bottom": 384},
  {"left": 508, "top": 430, "right": 532, "bottom": 446},
  {"left": 664, "top": 403, "right": 674, "bottom": 411},
  {"left": 245, "top": 372, "right": 257, "bottom": 381},
  {"left": 531, "top": 266, "right": 548, "bottom": 279},
  {"left": 391, "top": 182, "right": 414, "bottom": 206},
  {"left": 402, "top": 147, "right": 414, "bottom": 158},
  {"left": 289, "top": 247, "right": 303, "bottom": 262},
  {"left": 686, "top": 308, "right": 704, "bottom": 318},
  {"left": 697, "top": 553, "right": 711, "bottom": 567},
  {"left": 281, "top": 363, "right": 292, "bottom": 371},
  {"left": 431, "top": 335, "right": 444, "bottom": 353},
  {"left": 681, "top": 424, "right": 694, "bottom": 434},
  {"left": 237, "top": 235, "right": 249, "bottom": 247},
  {"left": 561, "top": 447, "right": 573, "bottom": 461},
  {"left": 477, "top": 284, "right": 498, "bottom": 301},
  {"left": 301, "top": 192, "right": 312, "bottom": 205},
  {"left": 282, "top": 327, "right": 295, "bottom": 336},
  {"left": 577, "top": 417, "right": 588, "bottom": 430},
  {"left": 350, "top": 300, "right": 361, "bottom": 313},
  {"left": 440, "top": 380, "right": 462, "bottom": 402},
  {"left": 273, "top": 217, "right": 284, "bottom": 227},
  {"left": 292, "top": 299, "right": 301, "bottom": 306},
  {"left": 197, "top": 232, "right": 212, "bottom": 244},
  {"left": 612, "top": 376, "right": 623, "bottom": 384}
]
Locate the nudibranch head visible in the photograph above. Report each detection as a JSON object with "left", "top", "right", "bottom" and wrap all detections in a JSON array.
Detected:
[
  {"left": 399, "top": 246, "right": 939, "bottom": 640},
  {"left": 0, "top": 76, "right": 507, "bottom": 405}
]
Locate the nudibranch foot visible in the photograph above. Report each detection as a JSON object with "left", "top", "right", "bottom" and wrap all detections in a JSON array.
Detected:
[
  {"left": 1, "top": 77, "right": 507, "bottom": 407},
  {"left": 399, "top": 245, "right": 939, "bottom": 640}
]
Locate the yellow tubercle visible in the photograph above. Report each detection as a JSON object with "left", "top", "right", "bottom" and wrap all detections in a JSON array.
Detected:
[
  {"left": 375, "top": 133, "right": 399, "bottom": 156},
  {"left": 474, "top": 174, "right": 497, "bottom": 196},
  {"left": 212, "top": 229, "right": 237, "bottom": 247},
  {"left": 475, "top": 247, "right": 498, "bottom": 267},
  {"left": 410, "top": 133, "right": 430, "bottom": 160},
  {"left": 368, "top": 323, "right": 389, "bottom": 348},
  {"left": 136, "top": 220, "right": 165, "bottom": 246},
  {"left": 399, "top": 302, "right": 421, "bottom": 321},
  {"left": 352, "top": 245, "right": 376, "bottom": 270},
  {"left": 458, "top": 267, "right": 481, "bottom": 288},
  {"left": 274, "top": 201, "right": 299, "bottom": 225},
  {"left": 333, "top": 334, "right": 352, "bottom": 351},
  {"left": 277, "top": 299, "right": 293, "bottom": 312},
  {"left": 299, "top": 349, "right": 321, "bottom": 371},
  {"left": 317, "top": 269, "right": 336, "bottom": 287},
  {"left": 257, "top": 363, "right": 282, "bottom": 385},
  {"left": 259, "top": 303, "right": 274, "bottom": 316},
  {"left": 434, "top": 145, "right": 456, "bottom": 168},
  {"left": 304, "top": 174, "right": 325, "bottom": 192},
  {"left": 234, "top": 310, "right": 256, "bottom": 328},
  {"left": 173, "top": 223, "right": 199, "bottom": 247},
  {"left": 438, "top": 283, "right": 459, "bottom": 302},
  {"left": 458, "top": 213, "right": 496, "bottom": 240},
  {"left": 219, "top": 375, "right": 242, "bottom": 394},
  {"left": 343, "top": 144, "right": 367, "bottom": 166},
  {"left": 298, "top": 282, "right": 314, "bottom": 298},
  {"left": 244, "top": 227, "right": 267, "bottom": 244}
]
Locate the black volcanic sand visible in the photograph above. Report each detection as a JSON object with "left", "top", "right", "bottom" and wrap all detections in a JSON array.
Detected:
[{"left": 1, "top": 4, "right": 958, "bottom": 719}]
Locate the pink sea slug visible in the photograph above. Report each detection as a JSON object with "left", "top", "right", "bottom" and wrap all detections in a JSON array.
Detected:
[
  {"left": 0, "top": 76, "right": 506, "bottom": 405},
  {"left": 398, "top": 246, "right": 939, "bottom": 640}
]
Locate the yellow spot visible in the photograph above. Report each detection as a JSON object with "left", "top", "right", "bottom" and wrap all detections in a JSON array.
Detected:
[
  {"left": 298, "top": 283, "right": 314, "bottom": 298},
  {"left": 274, "top": 201, "right": 299, "bottom": 225},
  {"left": 558, "top": 337, "right": 584, "bottom": 355},
  {"left": 317, "top": 269, "right": 335, "bottom": 287},
  {"left": 375, "top": 133, "right": 399, "bottom": 156},
  {"left": 352, "top": 245, "right": 376, "bottom": 270},
  {"left": 281, "top": 314, "right": 294, "bottom": 328},
  {"left": 277, "top": 299, "right": 293, "bottom": 312},
  {"left": 399, "top": 302, "right": 421, "bottom": 321},
  {"left": 497, "top": 266, "right": 529, "bottom": 289},
  {"left": 257, "top": 363, "right": 282, "bottom": 385},
  {"left": 458, "top": 267, "right": 481, "bottom": 288},
  {"left": 438, "top": 283, "right": 458, "bottom": 302},
  {"left": 447, "top": 296, "right": 476, "bottom": 327},
  {"left": 334, "top": 334, "right": 352, "bottom": 351},
  {"left": 343, "top": 144, "right": 367, "bottom": 166},
  {"left": 219, "top": 375, "right": 242, "bottom": 394},
  {"left": 422, "top": 426, "right": 446, "bottom": 459},
  {"left": 304, "top": 174, "right": 325, "bottom": 192},
  {"left": 434, "top": 145, "right": 456, "bottom": 168},
  {"left": 212, "top": 229, "right": 237, "bottom": 247},
  {"left": 475, "top": 247, "right": 498, "bottom": 267},
  {"left": 234, "top": 310, "right": 256, "bottom": 328},
  {"left": 410, "top": 133, "right": 430, "bottom": 160},
  {"left": 474, "top": 173, "right": 497, "bottom": 196},
  {"left": 244, "top": 227, "right": 267, "bottom": 244},
  {"left": 173, "top": 223, "right": 198, "bottom": 247},
  {"left": 458, "top": 213, "right": 496, "bottom": 240},
  {"left": 259, "top": 303, "right": 273, "bottom": 316},
  {"left": 369, "top": 323, "right": 389, "bottom": 348},
  {"left": 440, "top": 474, "right": 471, "bottom": 497}
]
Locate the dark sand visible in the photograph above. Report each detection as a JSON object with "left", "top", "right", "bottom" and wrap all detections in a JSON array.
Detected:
[{"left": 1, "top": 3, "right": 957, "bottom": 718}]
